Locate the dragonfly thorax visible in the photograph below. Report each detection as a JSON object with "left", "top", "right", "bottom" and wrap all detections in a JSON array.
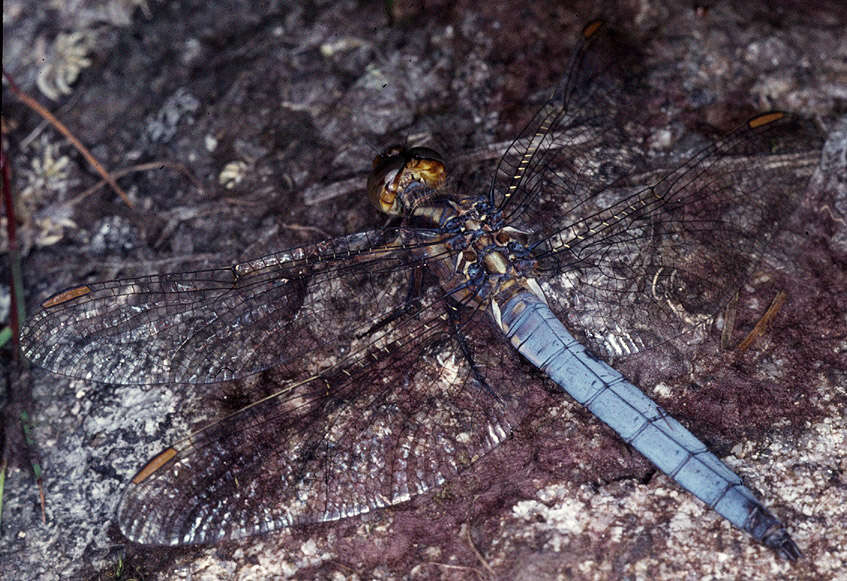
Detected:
[{"left": 412, "top": 196, "right": 544, "bottom": 315}]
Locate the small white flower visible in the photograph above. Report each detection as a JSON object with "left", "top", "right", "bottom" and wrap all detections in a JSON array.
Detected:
[
  {"left": 37, "top": 31, "right": 96, "bottom": 101},
  {"left": 21, "top": 140, "right": 72, "bottom": 197},
  {"left": 219, "top": 161, "right": 249, "bottom": 189}
]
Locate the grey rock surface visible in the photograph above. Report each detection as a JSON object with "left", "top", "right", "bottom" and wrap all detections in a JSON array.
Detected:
[{"left": 2, "top": 1, "right": 845, "bottom": 579}]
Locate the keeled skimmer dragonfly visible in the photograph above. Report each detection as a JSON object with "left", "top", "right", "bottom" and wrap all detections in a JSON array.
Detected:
[{"left": 20, "top": 20, "right": 820, "bottom": 558}]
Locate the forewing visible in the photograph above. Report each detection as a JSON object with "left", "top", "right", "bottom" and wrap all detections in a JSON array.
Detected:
[
  {"left": 489, "top": 20, "right": 649, "bottom": 225},
  {"left": 20, "top": 229, "right": 434, "bottom": 385}
]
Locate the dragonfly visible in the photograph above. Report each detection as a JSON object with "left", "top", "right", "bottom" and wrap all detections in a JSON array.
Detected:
[{"left": 19, "top": 20, "right": 820, "bottom": 558}]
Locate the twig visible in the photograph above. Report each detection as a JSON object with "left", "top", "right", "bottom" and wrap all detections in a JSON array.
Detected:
[
  {"left": 3, "top": 68, "right": 134, "bottom": 208},
  {"left": 465, "top": 522, "right": 496, "bottom": 578},
  {"left": 737, "top": 290, "right": 787, "bottom": 352}
]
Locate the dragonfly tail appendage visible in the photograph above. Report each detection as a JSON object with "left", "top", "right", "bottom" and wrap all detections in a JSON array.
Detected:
[
  {"left": 749, "top": 507, "right": 803, "bottom": 560},
  {"left": 498, "top": 291, "right": 798, "bottom": 558}
]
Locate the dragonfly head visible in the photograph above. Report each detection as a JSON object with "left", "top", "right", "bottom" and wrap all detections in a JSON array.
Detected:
[{"left": 367, "top": 145, "right": 446, "bottom": 216}]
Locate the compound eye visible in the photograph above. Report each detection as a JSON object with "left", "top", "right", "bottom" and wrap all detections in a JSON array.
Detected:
[
  {"left": 382, "top": 168, "right": 400, "bottom": 185},
  {"left": 367, "top": 160, "right": 404, "bottom": 215},
  {"left": 406, "top": 146, "right": 444, "bottom": 166}
]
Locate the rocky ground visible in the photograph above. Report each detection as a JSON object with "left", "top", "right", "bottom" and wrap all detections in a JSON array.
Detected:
[{"left": 2, "top": 1, "right": 845, "bottom": 579}]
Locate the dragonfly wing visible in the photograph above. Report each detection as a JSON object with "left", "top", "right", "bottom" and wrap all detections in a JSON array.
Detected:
[
  {"left": 116, "top": 291, "right": 536, "bottom": 545},
  {"left": 485, "top": 21, "right": 821, "bottom": 360},
  {"left": 21, "top": 228, "right": 430, "bottom": 385},
  {"left": 531, "top": 112, "right": 821, "bottom": 359},
  {"left": 489, "top": 20, "right": 650, "bottom": 222}
]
